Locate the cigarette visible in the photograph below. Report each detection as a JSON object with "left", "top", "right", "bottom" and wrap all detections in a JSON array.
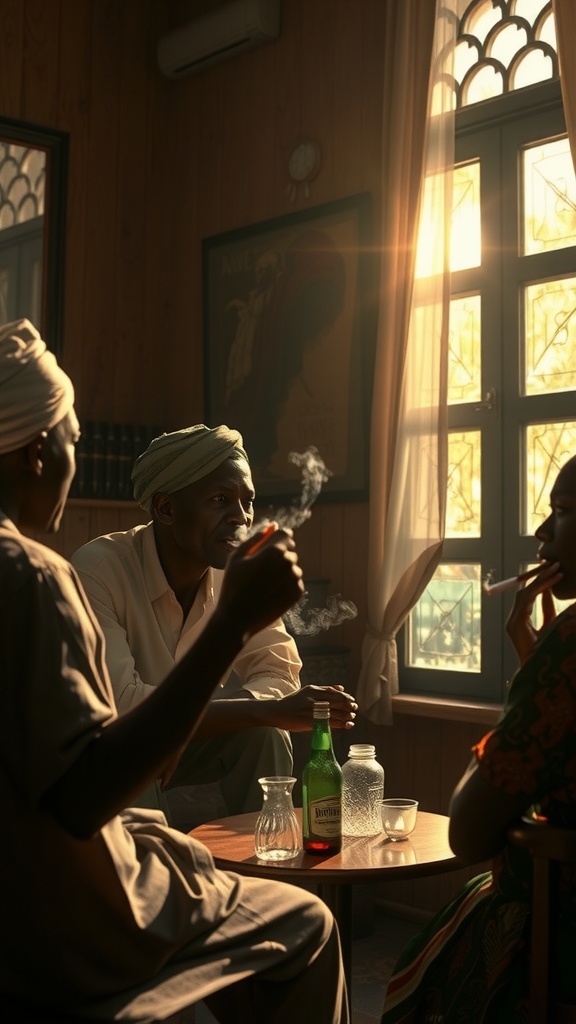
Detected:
[
  {"left": 246, "top": 523, "right": 276, "bottom": 556},
  {"left": 482, "top": 566, "right": 543, "bottom": 595}
]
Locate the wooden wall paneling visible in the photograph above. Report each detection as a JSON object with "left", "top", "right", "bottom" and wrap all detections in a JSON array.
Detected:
[
  {"left": 111, "top": 0, "right": 152, "bottom": 423},
  {"left": 140, "top": 13, "right": 196, "bottom": 429},
  {"left": 58, "top": 0, "right": 92, "bottom": 383},
  {"left": 297, "top": 0, "right": 336, "bottom": 204},
  {"left": 195, "top": 69, "right": 225, "bottom": 238},
  {"left": 242, "top": 40, "right": 278, "bottom": 220},
  {"left": 331, "top": 0, "right": 365, "bottom": 197},
  {"left": 193, "top": 70, "right": 225, "bottom": 425},
  {"left": 0, "top": 0, "right": 25, "bottom": 115},
  {"left": 341, "top": 500, "right": 369, "bottom": 683},
  {"left": 119, "top": 504, "right": 149, "bottom": 532},
  {"left": 77, "top": 0, "right": 122, "bottom": 419},
  {"left": 162, "top": 86, "right": 205, "bottom": 429},
  {"left": 359, "top": 0, "right": 385, "bottom": 198},
  {"left": 272, "top": 0, "right": 302, "bottom": 211},
  {"left": 217, "top": 62, "right": 250, "bottom": 230},
  {"left": 21, "top": 0, "right": 60, "bottom": 126},
  {"left": 49, "top": 504, "right": 93, "bottom": 558},
  {"left": 88, "top": 502, "right": 143, "bottom": 543}
]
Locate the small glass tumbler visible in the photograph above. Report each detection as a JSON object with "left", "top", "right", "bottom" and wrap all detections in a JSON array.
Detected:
[
  {"left": 381, "top": 798, "right": 419, "bottom": 841},
  {"left": 254, "top": 776, "right": 302, "bottom": 861}
]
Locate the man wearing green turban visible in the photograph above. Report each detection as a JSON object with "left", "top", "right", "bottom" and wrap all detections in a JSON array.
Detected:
[{"left": 72, "top": 424, "right": 357, "bottom": 824}]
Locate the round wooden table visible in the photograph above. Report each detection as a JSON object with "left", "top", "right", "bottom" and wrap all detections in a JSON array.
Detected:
[{"left": 189, "top": 809, "right": 462, "bottom": 1012}]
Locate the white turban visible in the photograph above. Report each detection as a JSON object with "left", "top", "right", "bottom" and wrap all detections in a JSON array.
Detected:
[
  {"left": 132, "top": 424, "right": 249, "bottom": 513},
  {"left": 0, "top": 319, "right": 75, "bottom": 455}
]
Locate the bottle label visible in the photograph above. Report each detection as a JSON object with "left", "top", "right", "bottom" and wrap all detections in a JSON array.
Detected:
[{"left": 308, "top": 796, "right": 341, "bottom": 838}]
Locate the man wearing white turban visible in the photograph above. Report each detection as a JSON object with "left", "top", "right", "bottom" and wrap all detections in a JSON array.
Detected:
[
  {"left": 72, "top": 424, "right": 358, "bottom": 824},
  {"left": 0, "top": 319, "right": 349, "bottom": 1021}
]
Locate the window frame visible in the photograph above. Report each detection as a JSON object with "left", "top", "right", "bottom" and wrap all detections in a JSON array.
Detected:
[{"left": 398, "top": 78, "right": 574, "bottom": 705}]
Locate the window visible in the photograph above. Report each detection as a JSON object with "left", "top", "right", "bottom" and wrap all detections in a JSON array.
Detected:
[{"left": 400, "top": 0, "right": 576, "bottom": 703}]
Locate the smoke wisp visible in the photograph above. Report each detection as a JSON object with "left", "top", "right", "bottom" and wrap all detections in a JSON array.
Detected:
[
  {"left": 252, "top": 446, "right": 358, "bottom": 637},
  {"left": 284, "top": 590, "right": 358, "bottom": 638}
]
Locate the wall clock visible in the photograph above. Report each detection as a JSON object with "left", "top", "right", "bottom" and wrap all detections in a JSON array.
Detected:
[{"left": 287, "top": 139, "right": 321, "bottom": 200}]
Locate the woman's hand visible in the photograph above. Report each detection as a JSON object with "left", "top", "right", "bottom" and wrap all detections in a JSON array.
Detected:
[{"left": 505, "top": 560, "right": 561, "bottom": 665}]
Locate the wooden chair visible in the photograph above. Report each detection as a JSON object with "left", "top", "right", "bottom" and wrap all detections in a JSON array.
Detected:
[{"left": 507, "top": 815, "right": 576, "bottom": 1024}]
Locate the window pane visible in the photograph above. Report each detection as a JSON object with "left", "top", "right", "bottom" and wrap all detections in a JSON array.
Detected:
[
  {"left": 489, "top": 22, "right": 527, "bottom": 69},
  {"left": 525, "top": 422, "right": 576, "bottom": 533},
  {"left": 522, "top": 137, "right": 576, "bottom": 255},
  {"left": 512, "top": 48, "right": 555, "bottom": 90},
  {"left": 464, "top": 0, "right": 500, "bottom": 44},
  {"left": 524, "top": 277, "right": 576, "bottom": 394},
  {"left": 407, "top": 564, "right": 481, "bottom": 673},
  {"left": 463, "top": 65, "right": 504, "bottom": 106},
  {"left": 447, "top": 430, "right": 481, "bottom": 537},
  {"left": 448, "top": 294, "right": 481, "bottom": 404},
  {"left": 451, "top": 161, "right": 481, "bottom": 271}
]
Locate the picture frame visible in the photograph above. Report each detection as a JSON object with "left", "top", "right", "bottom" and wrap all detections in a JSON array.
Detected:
[{"left": 202, "top": 192, "right": 375, "bottom": 504}]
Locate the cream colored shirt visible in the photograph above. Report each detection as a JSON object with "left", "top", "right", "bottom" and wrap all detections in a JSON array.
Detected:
[{"left": 71, "top": 521, "right": 301, "bottom": 713}]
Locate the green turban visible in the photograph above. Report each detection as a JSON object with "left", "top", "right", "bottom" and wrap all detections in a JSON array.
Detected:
[{"left": 131, "top": 424, "right": 249, "bottom": 513}]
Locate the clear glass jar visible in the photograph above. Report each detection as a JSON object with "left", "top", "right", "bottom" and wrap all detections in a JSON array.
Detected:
[
  {"left": 254, "top": 776, "right": 301, "bottom": 861},
  {"left": 341, "top": 743, "right": 384, "bottom": 836}
]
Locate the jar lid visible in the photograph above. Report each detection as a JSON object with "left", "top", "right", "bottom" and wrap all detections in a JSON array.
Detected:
[{"left": 348, "top": 743, "right": 376, "bottom": 757}]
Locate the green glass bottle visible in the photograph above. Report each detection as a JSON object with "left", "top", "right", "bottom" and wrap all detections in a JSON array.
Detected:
[{"left": 302, "top": 701, "right": 342, "bottom": 854}]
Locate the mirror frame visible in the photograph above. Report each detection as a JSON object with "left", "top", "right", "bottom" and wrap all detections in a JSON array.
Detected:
[{"left": 0, "top": 115, "right": 68, "bottom": 357}]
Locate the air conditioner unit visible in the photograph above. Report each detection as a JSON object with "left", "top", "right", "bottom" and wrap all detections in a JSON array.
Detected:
[{"left": 157, "top": 0, "right": 281, "bottom": 79}]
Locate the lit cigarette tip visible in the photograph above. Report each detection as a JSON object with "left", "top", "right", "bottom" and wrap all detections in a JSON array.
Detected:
[{"left": 247, "top": 522, "right": 276, "bottom": 555}]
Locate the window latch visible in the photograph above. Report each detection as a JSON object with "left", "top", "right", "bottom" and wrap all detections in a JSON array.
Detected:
[{"left": 475, "top": 387, "right": 496, "bottom": 411}]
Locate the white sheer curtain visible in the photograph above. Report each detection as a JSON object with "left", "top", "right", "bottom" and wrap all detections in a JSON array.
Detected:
[
  {"left": 552, "top": 0, "right": 576, "bottom": 170},
  {"left": 357, "top": 1, "right": 459, "bottom": 725}
]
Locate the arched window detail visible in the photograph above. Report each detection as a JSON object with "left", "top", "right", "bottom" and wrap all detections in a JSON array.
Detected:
[
  {"left": 452, "top": 0, "right": 558, "bottom": 108},
  {"left": 0, "top": 144, "right": 45, "bottom": 229}
]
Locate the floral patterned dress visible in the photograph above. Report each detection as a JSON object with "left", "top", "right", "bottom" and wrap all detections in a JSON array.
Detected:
[{"left": 381, "top": 604, "right": 576, "bottom": 1023}]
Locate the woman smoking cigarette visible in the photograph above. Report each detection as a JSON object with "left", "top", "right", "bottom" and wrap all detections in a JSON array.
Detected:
[{"left": 482, "top": 565, "right": 543, "bottom": 595}]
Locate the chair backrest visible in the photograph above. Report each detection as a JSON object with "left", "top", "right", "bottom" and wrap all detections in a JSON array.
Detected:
[{"left": 507, "top": 815, "right": 576, "bottom": 1024}]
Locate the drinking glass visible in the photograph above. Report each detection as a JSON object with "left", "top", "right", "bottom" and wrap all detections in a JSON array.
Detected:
[{"left": 381, "top": 798, "right": 419, "bottom": 841}]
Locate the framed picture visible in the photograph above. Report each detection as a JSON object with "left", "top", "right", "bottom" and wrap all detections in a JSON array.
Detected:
[{"left": 203, "top": 193, "right": 375, "bottom": 503}]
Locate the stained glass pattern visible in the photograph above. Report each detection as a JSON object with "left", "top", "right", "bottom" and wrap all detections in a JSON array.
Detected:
[
  {"left": 446, "top": 430, "right": 481, "bottom": 537},
  {"left": 524, "top": 277, "right": 576, "bottom": 395},
  {"left": 407, "top": 563, "right": 481, "bottom": 673},
  {"left": 448, "top": 294, "right": 481, "bottom": 403},
  {"left": 525, "top": 422, "right": 576, "bottom": 533},
  {"left": 522, "top": 137, "right": 576, "bottom": 255}
]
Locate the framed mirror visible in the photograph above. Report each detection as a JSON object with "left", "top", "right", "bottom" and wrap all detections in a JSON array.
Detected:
[{"left": 0, "top": 116, "right": 68, "bottom": 356}]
